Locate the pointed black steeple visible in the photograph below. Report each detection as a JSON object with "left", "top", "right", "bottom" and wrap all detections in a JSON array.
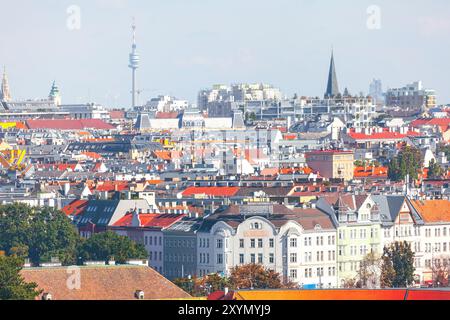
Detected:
[{"left": 324, "top": 50, "right": 340, "bottom": 98}]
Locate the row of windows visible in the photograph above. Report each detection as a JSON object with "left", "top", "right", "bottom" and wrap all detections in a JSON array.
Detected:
[
  {"left": 339, "top": 245, "right": 375, "bottom": 256},
  {"left": 149, "top": 251, "right": 162, "bottom": 261},
  {"left": 424, "top": 242, "right": 450, "bottom": 253},
  {"left": 166, "top": 238, "right": 195, "bottom": 248},
  {"left": 145, "top": 236, "right": 162, "bottom": 246},
  {"left": 425, "top": 228, "right": 449, "bottom": 238},
  {"left": 166, "top": 253, "right": 195, "bottom": 263},
  {"left": 339, "top": 228, "right": 378, "bottom": 240},
  {"left": 424, "top": 258, "right": 450, "bottom": 268},
  {"left": 339, "top": 262, "right": 360, "bottom": 272},
  {"left": 298, "top": 267, "right": 336, "bottom": 279},
  {"left": 245, "top": 238, "right": 274, "bottom": 248}
]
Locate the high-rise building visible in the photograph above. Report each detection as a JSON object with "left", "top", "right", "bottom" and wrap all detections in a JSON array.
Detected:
[
  {"left": 385, "top": 81, "right": 436, "bottom": 110},
  {"left": 369, "top": 79, "right": 384, "bottom": 106},
  {"left": 324, "top": 51, "right": 340, "bottom": 98},
  {"left": 128, "top": 21, "right": 140, "bottom": 109},
  {"left": 1, "top": 67, "right": 11, "bottom": 102}
]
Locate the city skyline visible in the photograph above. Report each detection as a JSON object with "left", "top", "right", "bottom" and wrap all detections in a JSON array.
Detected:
[{"left": 0, "top": 0, "right": 449, "bottom": 107}]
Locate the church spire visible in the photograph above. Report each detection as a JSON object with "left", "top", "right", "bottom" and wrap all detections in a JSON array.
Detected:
[
  {"left": 1, "top": 66, "right": 12, "bottom": 102},
  {"left": 324, "top": 50, "right": 340, "bottom": 98}
]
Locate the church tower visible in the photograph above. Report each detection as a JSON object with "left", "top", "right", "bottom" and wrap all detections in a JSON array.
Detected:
[
  {"left": 1, "top": 67, "right": 12, "bottom": 102},
  {"left": 324, "top": 50, "right": 340, "bottom": 99},
  {"left": 49, "top": 81, "right": 61, "bottom": 106}
]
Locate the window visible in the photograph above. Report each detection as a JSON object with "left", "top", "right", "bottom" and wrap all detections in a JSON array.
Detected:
[
  {"left": 290, "top": 269, "right": 298, "bottom": 280},
  {"left": 290, "top": 238, "right": 297, "bottom": 248},
  {"left": 250, "top": 254, "right": 256, "bottom": 264},
  {"left": 258, "top": 239, "right": 263, "bottom": 248},
  {"left": 250, "top": 239, "right": 256, "bottom": 248},
  {"left": 258, "top": 254, "right": 263, "bottom": 264},
  {"left": 290, "top": 253, "right": 297, "bottom": 263},
  {"left": 239, "top": 239, "right": 244, "bottom": 248},
  {"left": 217, "top": 254, "right": 223, "bottom": 264},
  {"left": 239, "top": 254, "right": 244, "bottom": 264},
  {"left": 149, "top": 237, "right": 153, "bottom": 245},
  {"left": 269, "top": 253, "right": 274, "bottom": 264},
  {"left": 269, "top": 238, "right": 274, "bottom": 248},
  {"left": 216, "top": 239, "right": 223, "bottom": 249}
]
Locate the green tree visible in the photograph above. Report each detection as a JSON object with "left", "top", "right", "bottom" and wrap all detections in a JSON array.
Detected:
[
  {"left": 0, "top": 204, "right": 79, "bottom": 265},
  {"left": 77, "top": 231, "right": 148, "bottom": 264},
  {"left": 428, "top": 159, "right": 443, "bottom": 179},
  {"left": 388, "top": 146, "right": 423, "bottom": 182},
  {"left": 380, "top": 242, "right": 415, "bottom": 288},
  {"left": 437, "top": 144, "right": 450, "bottom": 159},
  {"left": 0, "top": 255, "right": 41, "bottom": 300}
]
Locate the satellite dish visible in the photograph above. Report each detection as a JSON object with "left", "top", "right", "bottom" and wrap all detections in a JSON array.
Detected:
[{"left": 176, "top": 193, "right": 183, "bottom": 200}]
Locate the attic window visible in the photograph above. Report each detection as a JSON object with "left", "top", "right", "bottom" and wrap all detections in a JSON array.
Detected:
[{"left": 366, "top": 203, "right": 372, "bottom": 209}]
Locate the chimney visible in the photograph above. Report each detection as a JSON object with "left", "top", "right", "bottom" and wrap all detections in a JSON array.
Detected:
[
  {"left": 135, "top": 290, "right": 145, "bottom": 300},
  {"left": 63, "top": 183, "right": 70, "bottom": 196},
  {"left": 42, "top": 293, "right": 53, "bottom": 301}
]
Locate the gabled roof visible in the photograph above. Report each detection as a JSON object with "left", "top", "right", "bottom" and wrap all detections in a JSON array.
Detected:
[
  {"left": 26, "top": 119, "right": 115, "bottom": 130},
  {"left": 181, "top": 186, "right": 240, "bottom": 197},
  {"left": 21, "top": 265, "right": 191, "bottom": 300},
  {"left": 347, "top": 128, "right": 420, "bottom": 141},
  {"left": 371, "top": 195, "right": 404, "bottom": 223},
  {"left": 62, "top": 199, "right": 88, "bottom": 217},
  {"left": 411, "top": 118, "right": 450, "bottom": 132},
  {"left": 113, "top": 213, "right": 185, "bottom": 228},
  {"left": 410, "top": 199, "right": 450, "bottom": 223}
]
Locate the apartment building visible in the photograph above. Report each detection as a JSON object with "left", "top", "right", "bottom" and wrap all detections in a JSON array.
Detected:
[
  {"left": 317, "top": 194, "right": 382, "bottom": 285},
  {"left": 111, "top": 212, "right": 185, "bottom": 274},
  {"left": 372, "top": 195, "right": 424, "bottom": 283},
  {"left": 410, "top": 199, "right": 450, "bottom": 285},
  {"left": 305, "top": 150, "right": 354, "bottom": 181},
  {"left": 196, "top": 203, "right": 338, "bottom": 288},
  {"left": 385, "top": 81, "right": 436, "bottom": 110},
  {"left": 163, "top": 220, "right": 200, "bottom": 280}
]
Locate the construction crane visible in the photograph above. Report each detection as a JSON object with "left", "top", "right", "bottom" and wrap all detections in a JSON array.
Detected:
[{"left": 0, "top": 149, "right": 27, "bottom": 171}]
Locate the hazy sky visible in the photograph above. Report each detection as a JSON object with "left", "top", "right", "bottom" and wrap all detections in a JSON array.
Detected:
[{"left": 1, "top": 0, "right": 449, "bottom": 108}]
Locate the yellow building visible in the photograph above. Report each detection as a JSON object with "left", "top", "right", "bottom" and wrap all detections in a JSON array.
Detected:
[{"left": 306, "top": 150, "right": 354, "bottom": 181}]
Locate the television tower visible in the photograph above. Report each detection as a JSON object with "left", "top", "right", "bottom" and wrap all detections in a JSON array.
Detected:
[{"left": 128, "top": 19, "right": 140, "bottom": 108}]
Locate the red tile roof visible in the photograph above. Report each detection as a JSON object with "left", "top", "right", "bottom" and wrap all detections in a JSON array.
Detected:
[
  {"left": 113, "top": 213, "right": 185, "bottom": 228},
  {"left": 109, "top": 110, "right": 125, "bottom": 119},
  {"left": 354, "top": 166, "right": 388, "bottom": 178},
  {"left": 21, "top": 265, "right": 191, "bottom": 300},
  {"left": 348, "top": 128, "right": 420, "bottom": 141},
  {"left": 156, "top": 112, "right": 180, "bottom": 119},
  {"left": 181, "top": 186, "right": 240, "bottom": 197},
  {"left": 213, "top": 289, "right": 450, "bottom": 300},
  {"left": 26, "top": 119, "right": 115, "bottom": 130},
  {"left": 62, "top": 199, "right": 88, "bottom": 217},
  {"left": 411, "top": 118, "right": 450, "bottom": 132},
  {"left": 95, "top": 181, "right": 128, "bottom": 192},
  {"left": 81, "top": 151, "right": 102, "bottom": 160},
  {"left": 410, "top": 200, "right": 450, "bottom": 223}
]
